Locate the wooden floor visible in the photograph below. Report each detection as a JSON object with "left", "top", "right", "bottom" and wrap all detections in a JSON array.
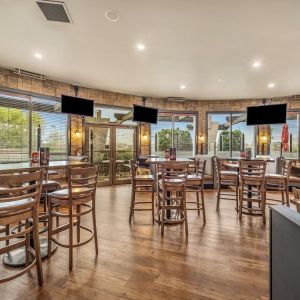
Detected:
[{"left": 0, "top": 186, "right": 280, "bottom": 300}]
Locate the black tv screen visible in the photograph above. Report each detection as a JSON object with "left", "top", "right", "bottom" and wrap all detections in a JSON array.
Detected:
[
  {"left": 246, "top": 103, "right": 287, "bottom": 125},
  {"left": 133, "top": 105, "right": 158, "bottom": 124},
  {"left": 61, "top": 95, "right": 94, "bottom": 117}
]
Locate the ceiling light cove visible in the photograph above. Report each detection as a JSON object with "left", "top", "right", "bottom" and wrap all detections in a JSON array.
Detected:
[
  {"left": 252, "top": 60, "right": 262, "bottom": 69},
  {"left": 180, "top": 84, "right": 186, "bottom": 90},
  {"left": 268, "top": 82, "right": 275, "bottom": 88},
  {"left": 136, "top": 44, "right": 145, "bottom": 51},
  {"left": 34, "top": 53, "right": 43, "bottom": 59}
]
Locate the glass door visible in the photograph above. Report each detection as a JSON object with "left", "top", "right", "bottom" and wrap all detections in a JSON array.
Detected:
[
  {"left": 86, "top": 125, "right": 112, "bottom": 186},
  {"left": 114, "top": 127, "right": 136, "bottom": 184},
  {"left": 86, "top": 125, "right": 136, "bottom": 185}
]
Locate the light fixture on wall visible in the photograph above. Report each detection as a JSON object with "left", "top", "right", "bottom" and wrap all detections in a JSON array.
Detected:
[
  {"left": 75, "top": 129, "right": 81, "bottom": 137},
  {"left": 199, "top": 134, "right": 205, "bottom": 154}
]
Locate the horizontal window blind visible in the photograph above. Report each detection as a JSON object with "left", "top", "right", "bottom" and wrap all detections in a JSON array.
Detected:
[{"left": 31, "top": 97, "right": 68, "bottom": 160}]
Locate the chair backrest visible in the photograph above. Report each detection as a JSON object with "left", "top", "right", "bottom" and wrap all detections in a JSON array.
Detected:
[
  {"left": 239, "top": 160, "right": 266, "bottom": 186},
  {"left": 0, "top": 169, "right": 44, "bottom": 210},
  {"left": 281, "top": 158, "right": 292, "bottom": 178},
  {"left": 67, "top": 165, "right": 99, "bottom": 200},
  {"left": 130, "top": 159, "right": 138, "bottom": 181},
  {"left": 188, "top": 159, "right": 206, "bottom": 176},
  {"left": 213, "top": 156, "right": 221, "bottom": 180},
  {"left": 160, "top": 162, "right": 188, "bottom": 182}
]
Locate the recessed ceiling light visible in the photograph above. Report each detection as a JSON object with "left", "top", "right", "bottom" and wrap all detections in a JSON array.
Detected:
[
  {"left": 104, "top": 10, "right": 120, "bottom": 22},
  {"left": 268, "top": 82, "right": 275, "bottom": 88},
  {"left": 136, "top": 44, "right": 145, "bottom": 51},
  {"left": 180, "top": 84, "right": 186, "bottom": 90},
  {"left": 252, "top": 60, "right": 262, "bottom": 68},
  {"left": 34, "top": 53, "right": 43, "bottom": 59},
  {"left": 217, "top": 78, "right": 225, "bottom": 83}
]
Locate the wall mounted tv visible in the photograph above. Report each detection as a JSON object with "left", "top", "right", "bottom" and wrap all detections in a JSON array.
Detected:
[
  {"left": 61, "top": 95, "right": 94, "bottom": 117},
  {"left": 246, "top": 103, "right": 287, "bottom": 125},
  {"left": 133, "top": 105, "right": 158, "bottom": 124}
]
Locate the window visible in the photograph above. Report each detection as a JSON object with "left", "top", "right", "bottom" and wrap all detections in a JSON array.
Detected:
[
  {"left": 0, "top": 91, "right": 68, "bottom": 162},
  {"left": 151, "top": 112, "right": 196, "bottom": 157},
  {"left": 207, "top": 112, "right": 254, "bottom": 158}
]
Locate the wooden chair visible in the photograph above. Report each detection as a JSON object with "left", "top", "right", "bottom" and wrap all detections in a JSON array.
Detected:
[
  {"left": 291, "top": 187, "right": 300, "bottom": 212},
  {"left": 129, "top": 160, "right": 155, "bottom": 224},
  {"left": 48, "top": 165, "right": 99, "bottom": 271},
  {"left": 0, "top": 170, "right": 44, "bottom": 285},
  {"left": 239, "top": 160, "right": 267, "bottom": 224},
  {"left": 265, "top": 158, "right": 292, "bottom": 206},
  {"left": 186, "top": 159, "right": 206, "bottom": 223},
  {"left": 158, "top": 163, "right": 188, "bottom": 237},
  {"left": 213, "top": 156, "right": 239, "bottom": 211}
]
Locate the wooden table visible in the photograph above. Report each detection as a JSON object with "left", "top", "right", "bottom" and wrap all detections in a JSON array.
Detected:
[
  {"left": 0, "top": 160, "right": 90, "bottom": 174},
  {"left": 0, "top": 160, "right": 90, "bottom": 267}
]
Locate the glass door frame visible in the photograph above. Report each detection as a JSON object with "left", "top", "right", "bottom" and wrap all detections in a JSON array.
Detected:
[{"left": 84, "top": 123, "right": 137, "bottom": 186}]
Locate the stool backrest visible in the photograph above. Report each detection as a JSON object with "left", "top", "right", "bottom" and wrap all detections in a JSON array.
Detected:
[
  {"left": 67, "top": 165, "right": 99, "bottom": 200},
  {"left": 281, "top": 158, "right": 292, "bottom": 177},
  {"left": 160, "top": 162, "right": 188, "bottom": 181},
  {"left": 239, "top": 160, "right": 266, "bottom": 186},
  {"left": 0, "top": 169, "right": 44, "bottom": 209}
]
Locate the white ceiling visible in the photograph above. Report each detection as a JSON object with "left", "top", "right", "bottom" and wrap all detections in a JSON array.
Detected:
[{"left": 1, "top": 0, "right": 300, "bottom": 100}]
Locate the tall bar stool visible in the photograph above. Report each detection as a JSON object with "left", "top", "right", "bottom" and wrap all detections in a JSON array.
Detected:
[
  {"left": 48, "top": 165, "right": 99, "bottom": 271},
  {"left": 239, "top": 160, "right": 267, "bottom": 224},
  {"left": 129, "top": 160, "right": 155, "bottom": 224},
  {"left": 213, "top": 156, "right": 239, "bottom": 211},
  {"left": 158, "top": 162, "right": 188, "bottom": 237},
  {"left": 265, "top": 158, "right": 291, "bottom": 206},
  {"left": 186, "top": 159, "right": 207, "bottom": 223},
  {"left": 0, "top": 170, "right": 44, "bottom": 285}
]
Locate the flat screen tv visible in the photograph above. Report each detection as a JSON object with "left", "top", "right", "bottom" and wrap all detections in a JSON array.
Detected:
[
  {"left": 246, "top": 103, "right": 287, "bottom": 125},
  {"left": 133, "top": 105, "right": 158, "bottom": 124},
  {"left": 61, "top": 95, "right": 94, "bottom": 117}
]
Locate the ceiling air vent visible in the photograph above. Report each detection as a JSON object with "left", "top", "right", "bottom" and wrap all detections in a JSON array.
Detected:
[
  {"left": 14, "top": 69, "right": 46, "bottom": 80},
  {"left": 167, "top": 97, "right": 186, "bottom": 103},
  {"left": 36, "top": 0, "right": 72, "bottom": 23}
]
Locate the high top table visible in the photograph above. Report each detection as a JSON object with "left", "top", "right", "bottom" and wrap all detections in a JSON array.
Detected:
[{"left": 0, "top": 160, "right": 90, "bottom": 267}]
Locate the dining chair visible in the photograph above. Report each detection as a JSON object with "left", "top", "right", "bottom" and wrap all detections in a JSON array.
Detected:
[
  {"left": 129, "top": 160, "right": 155, "bottom": 224},
  {"left": 0, "top": 169, "right": 44, "bottom": 285},
  {"left": 213, "top": 156, "right": 239, "bottom": 211},
  {"left": 158, "top": 162, "right": 188, "bottom": 237},
  {"left": 48, "top": 165, "right": 99, "bottom": 271},
  {"left": 265, "top": 158, "right": 291, "bottom": 206},
  {"left": 239, "top": 160, "right": 267, "bottom": 224},
  {"left": 186, "top": 159, "right": 206, "bottom": 223}
]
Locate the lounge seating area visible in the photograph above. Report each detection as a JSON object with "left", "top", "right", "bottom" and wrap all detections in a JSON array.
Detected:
[{"left": 1, "top": 1, "right": 300, "bottom": 299}]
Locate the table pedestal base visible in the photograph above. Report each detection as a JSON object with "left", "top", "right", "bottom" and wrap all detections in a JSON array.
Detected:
[{"left": 3, "top": 238, "right": 57, "bottom": 267}]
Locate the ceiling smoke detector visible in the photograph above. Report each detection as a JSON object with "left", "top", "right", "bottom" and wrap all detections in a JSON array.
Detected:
[
  {"left": 36, "top": 0, "right": 72, "bottom": 23},
  {"left": 105, "top": 10, "right": 120, "bottom": 22}
]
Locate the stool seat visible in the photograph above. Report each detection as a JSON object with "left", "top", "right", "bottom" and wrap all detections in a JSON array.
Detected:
[
  {"left": 42, "top": 180, "right": 60, "bottom": 192},
  {"left": 50, "top": 187, "right": 94, "bottom": 199},
  {"left": 265, "top": 173, "right": 286, "bottom": 180},
  {"left": 0, "top": 198, "right": 33, "bottom": 211},
  {"left": 134, "top": 174, "right": 154, "bottom": 181}
]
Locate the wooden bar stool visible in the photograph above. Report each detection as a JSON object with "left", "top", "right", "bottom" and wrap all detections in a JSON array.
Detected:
[
  {"left": 186, "top": 159, "right": 206, "bottom": 223},
  {"left": 291, "top": 187, "right": 300, "bottom": 212},
  {"left": 213, "top": 156, "right": 239, "bottom": 211},
  {"left": 129, "top": 160, "right": 155, "bottom": 224},
  {"left": 158, "top": 162, "right": 188, "bottom": 237},
  {"left": 239, "top": 160, "right": 267, "bottom": 224},
  {"left": 0, "top": 170, "right": 44, "bottom": 285},
  {"left": 48, "top": 165, "right": 99, "bottom": 271},
  {"left": 265, "top": 158, "right": 291, "bottom": 206}
]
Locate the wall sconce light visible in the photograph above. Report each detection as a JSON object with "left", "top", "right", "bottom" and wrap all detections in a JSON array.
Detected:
[
  {"left": 75, "top": 129, "right": 81, "bottom": 137},
  {"left": 199, "top": 134, "right": 205, "bottom": 154},
  {"left": 199, "top": 134, "right": 205, "bottom": 143},
  {"left": 261, "top": 133, "right": 267, "bottom": 144}
]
